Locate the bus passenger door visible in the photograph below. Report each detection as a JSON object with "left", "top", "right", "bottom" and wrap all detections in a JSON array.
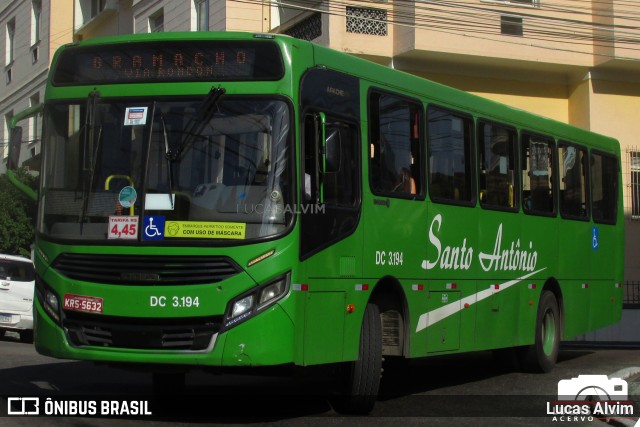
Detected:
[{"left": 300, "top": 113, "right": 362, "bottom": 365}]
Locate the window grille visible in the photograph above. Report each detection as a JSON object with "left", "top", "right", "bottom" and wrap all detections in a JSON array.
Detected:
[
  {"left": 346, "top": 6, "right": 387, "bottom": 36},
  {"left": 624, "top": 281, "right": 640, "bottom": 308},
  {"left": 285, "top": 13, "right": 321, "bottom": 41},
  {"left": 149, "top": 9, "right": 164, "bottom": 33},
  {"left": 503, "top": 0, "right": 539, "bottom": 6},
  {"left": 501, "top": 15, "right": 523, "bottom": 36},
  {"left": 630, "top": 150, "right": 640, "bottom": 219}
]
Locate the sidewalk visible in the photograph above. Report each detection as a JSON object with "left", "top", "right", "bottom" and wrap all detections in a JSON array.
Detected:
[{"left": 606, "top": 367, "right": 640, "bottom": 427}]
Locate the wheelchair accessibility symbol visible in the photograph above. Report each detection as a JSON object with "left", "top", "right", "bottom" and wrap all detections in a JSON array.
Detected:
[
  {"left": 143, "top": 216, "right": 165, "bottom": 240},
  {"left": 592, "top": 226, "right": 599, "bottom": 250}
]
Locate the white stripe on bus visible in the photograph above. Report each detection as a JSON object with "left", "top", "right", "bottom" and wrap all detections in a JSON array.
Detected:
[{"left": 415, "top": 267, "right": 548, "bottom": 332}]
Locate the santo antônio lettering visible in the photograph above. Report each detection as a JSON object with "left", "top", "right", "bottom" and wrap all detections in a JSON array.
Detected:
[{"left": 422, "top": 214, "right": 538, "bottom": 273}]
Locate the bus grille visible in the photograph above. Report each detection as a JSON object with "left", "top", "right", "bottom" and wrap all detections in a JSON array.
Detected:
[
  {"left": 51, "top": 253, "right": 241, "bottom": 285},
  {"left": 63, "top": 313, "right": 222, "bottom": 351}
]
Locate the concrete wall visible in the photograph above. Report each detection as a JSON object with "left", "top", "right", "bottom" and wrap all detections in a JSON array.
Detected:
[{"left": 573, "top": 309, "right": 640, "bottom": 343}]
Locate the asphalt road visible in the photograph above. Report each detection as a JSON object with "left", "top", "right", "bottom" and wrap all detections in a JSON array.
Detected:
[{"left": 0, "top": 331, "right": 638, "bottom": 426}]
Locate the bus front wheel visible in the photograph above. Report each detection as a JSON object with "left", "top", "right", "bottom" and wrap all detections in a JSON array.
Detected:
[
  {"left": 331, "top": 302, "right": 382, "bottom": 415},
  {"left": 519, "top": 290, "right": 560, "bottom": 373}
]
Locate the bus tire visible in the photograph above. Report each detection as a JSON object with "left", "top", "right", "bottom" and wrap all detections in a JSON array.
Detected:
[
  {"left": 332, "top": 303, "right": 382, "bottom": 415},
  {"left": 519, "top": 291, "right": 560, "bottom": 373}
]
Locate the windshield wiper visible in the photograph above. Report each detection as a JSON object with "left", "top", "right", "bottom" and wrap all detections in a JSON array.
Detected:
[
  {"left": 166, "top": 86, "right": 225, "bottom": 161},
  {"left": 159, "top": 112, "right": 175, "bottom": 210},
  {"left": 79, "top": 90, "right": 101, "bottom": 224}
]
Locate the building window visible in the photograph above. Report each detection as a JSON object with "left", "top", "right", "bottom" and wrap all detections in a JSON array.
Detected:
[
  {"left": 6, "top": 18, "right": 15, "bottom": 65},
  {"left": 501, "top": 15, "right": 523, "bottom": 36},
  {"left": 195, "top": 0, "right": 209, "bottom": 31},
  {"left": 90, "top": 0, "right": 107, "bottom": 18},
  {"left": 500, "top": 0, "right": 539, "bottom": 6},
  {"left": 29, "top": 93, "right": 40, "bottom": 148},
  {"left": 31, "top": 1, "right": 42, "bottom": 45},
  {"left": 3, "top": 112, "right": 13, "bottom": 160},
  {"left": 631, "top": 151, "right": 640, "bottom": 219},
  {"left": 31, "top": 1, "right": 41, "bottom": 63},
  {"left": 346, "top": 6, "right": 387, "bottom": 36},
  {"left": 285, "top": 13, "right": 322, "bottom": 41},
  {"left": 149, "top": 9, "right": 164, "bottom": 33}
]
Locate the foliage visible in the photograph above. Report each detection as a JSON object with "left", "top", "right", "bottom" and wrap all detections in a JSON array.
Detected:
[{"left": 0, "top": 167, "right": 37, "bottom": 258}]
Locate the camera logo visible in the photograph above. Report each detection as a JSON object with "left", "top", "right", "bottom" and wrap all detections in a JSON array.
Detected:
[
  {"left": 7, "top": 397, "right": 40, "bottom": 415},
  {"left": 558, "top": 375, "right": 628, "bottom": 401}
]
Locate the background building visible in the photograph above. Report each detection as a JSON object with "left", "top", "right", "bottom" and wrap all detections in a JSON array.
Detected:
[
  {"left": 0, "top": 0, "right": 73, "bottom": 170},
  {"left": 2, "top": 0, "right": 640, "bottom": 288}
]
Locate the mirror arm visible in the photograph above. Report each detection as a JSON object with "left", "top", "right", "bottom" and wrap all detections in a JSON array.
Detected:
[{"left": 6, "top": 170, "right": 37, "bottom": 202}]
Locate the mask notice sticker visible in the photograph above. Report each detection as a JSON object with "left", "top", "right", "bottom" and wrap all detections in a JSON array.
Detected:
[{"left": 124, "top": 107, "right": 148, "bottom": 126}]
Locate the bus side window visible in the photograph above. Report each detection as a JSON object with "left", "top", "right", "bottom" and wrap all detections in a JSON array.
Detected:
[
  {"left": 591, "top": 152, "right": 618, "bottom": 224},
  {"left": 522, "top": 133, "right": 555, "bottom": 215},
  {"left": 558, "top": 142, "right": 588, "bottom": 219},
  {"left": 478, "top": 121, "right": 517, "bottom": 210},
  {"left": 369, "top": 92, "right": 421, "bottom": 197},
  {"left": 427, "top": 106, "right": 473, "bottom": 204}
]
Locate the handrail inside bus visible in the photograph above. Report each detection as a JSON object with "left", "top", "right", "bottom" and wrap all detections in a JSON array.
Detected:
[{"left": 105, "top": 175, "right": 135, "bottom": 216}]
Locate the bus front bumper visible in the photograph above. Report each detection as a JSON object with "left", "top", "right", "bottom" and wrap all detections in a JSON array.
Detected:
[{"left": 33, "top": 297, "right": 295, "bottom": 368}]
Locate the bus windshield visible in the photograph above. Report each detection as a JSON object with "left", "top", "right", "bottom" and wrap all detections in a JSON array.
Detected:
[{"left": 39, "top": 97, "right": 292, "bottom": 243}]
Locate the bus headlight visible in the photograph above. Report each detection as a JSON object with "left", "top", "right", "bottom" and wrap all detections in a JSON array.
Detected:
[
  {"left": 44, "top": 290, "right": 61, "bottom": 323},
  {"left": 223, "top": 273, "right": 290, "bottom": 331},
  {"left": 231, "top": 295, "right": 254, "bottom": 318},
  {"left": 35, "top": 276, "right": 61, "bottom": 324},
  {"left": 258, "top": 279, "right": 286, "bottom": 307}
]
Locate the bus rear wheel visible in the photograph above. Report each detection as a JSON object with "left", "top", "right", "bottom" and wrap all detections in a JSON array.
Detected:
[
  {"left": 519, "top": 291, "right": 560, "bottom": 373},
  {"left": 331, "top": 303, "right": 382, "bottom": 415}
]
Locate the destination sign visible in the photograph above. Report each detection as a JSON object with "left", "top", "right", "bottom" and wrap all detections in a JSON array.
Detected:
[{"left": 52, "top": 41, "right": 284, "bottom": 85}]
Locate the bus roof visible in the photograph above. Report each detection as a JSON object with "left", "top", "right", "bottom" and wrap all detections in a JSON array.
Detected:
[{"left": 53, "top": 31, "right": 618, "bottom": 153}]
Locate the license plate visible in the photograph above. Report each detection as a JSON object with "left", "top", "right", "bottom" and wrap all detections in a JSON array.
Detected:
[
  {"left": 63, "top": 294, "right": 104, "bottom": 314},
  {"left": 0, "top": 313, "right": 11, "bottom": 323}
]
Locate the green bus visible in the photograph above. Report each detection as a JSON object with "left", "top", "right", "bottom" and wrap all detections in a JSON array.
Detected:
[{"left": 8, "top": 31, "right": 623, "bottom": 414}]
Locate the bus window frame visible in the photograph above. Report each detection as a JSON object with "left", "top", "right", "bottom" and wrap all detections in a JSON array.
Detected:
[
  {"left": 477, "top": 118, "right": 519, "bottom": 213},
  {"left": 426, "top": 104, "right": 476, "bottom": 208},
  {"left": 557, "top": 140, "right": 590, "bottom": 222},
  {"left": 590, "top": 149, "right": 619, "bottom": 225},
  {"left": 520, "top": 130, "right": 558, "bottom": 218},
  {"left": 367, "top": 88, "right": 425, "bottom": 201}
]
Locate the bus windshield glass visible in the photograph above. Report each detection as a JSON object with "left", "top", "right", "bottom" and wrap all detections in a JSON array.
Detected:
[{"left": 39, "top": 97, "right": 292, "bottom": 243}]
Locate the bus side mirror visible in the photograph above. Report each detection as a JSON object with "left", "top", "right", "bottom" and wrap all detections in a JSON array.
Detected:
[{"left": 7, "top": 126, "right": 22, "bottom": 171}]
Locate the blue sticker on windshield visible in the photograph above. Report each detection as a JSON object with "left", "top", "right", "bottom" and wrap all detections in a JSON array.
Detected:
[
  {"left": 143, "top": 216, "right": 165, "bottom": 240},
  {"left": 119, "top": 186, "right": 137, "bottom": 208}
]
